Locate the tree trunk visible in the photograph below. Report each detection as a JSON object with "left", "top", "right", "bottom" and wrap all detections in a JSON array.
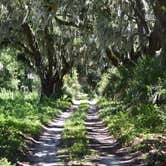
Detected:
[
  {"left": 40, "top": 74, "right": 63, "bottom": 99},
  {"left": 153, "top": 0, "right": 166, "bottom": 69},
  {"left": 160, "top": 32, "right": 166, "bottom": 69},
  {"left": 149, "top": 21, "right": 162, "bottom": 56}
]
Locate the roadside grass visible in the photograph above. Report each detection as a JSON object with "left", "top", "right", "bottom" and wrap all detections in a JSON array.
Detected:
[
  {"left": 97, "top": 98, "right": 166, "bottom": 165},
  {"left": 0, "top": 91, "right": 71, "bottom": 163}
]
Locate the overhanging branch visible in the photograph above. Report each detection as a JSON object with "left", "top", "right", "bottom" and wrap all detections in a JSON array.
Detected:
[
  {"left": 54, "top": 16, "right": 79, "bottom": 28},
  {"left": 54, "top": 16, "right": 93, "bottom": 31}
]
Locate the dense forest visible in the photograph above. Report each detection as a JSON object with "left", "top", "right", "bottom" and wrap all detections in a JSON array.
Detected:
[{"left": 0, "top": 0, "right": 165, "bottom": 165}]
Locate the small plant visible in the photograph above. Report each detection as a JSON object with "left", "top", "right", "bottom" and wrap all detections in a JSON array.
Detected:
[{"left": 0, "top": 158, "right": 14, "bottom": 166}]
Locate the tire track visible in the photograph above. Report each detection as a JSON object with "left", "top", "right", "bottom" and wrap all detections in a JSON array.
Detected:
[
  {"left": 85, "top": 103, "right": 133, "bottom": 166},
  {"left": 19, "top": 104, "right": 79, "bottom": 166}
]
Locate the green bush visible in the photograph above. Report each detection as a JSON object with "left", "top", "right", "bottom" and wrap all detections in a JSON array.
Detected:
[
  {"left": 63, "top": 69, "right": 81, "bottom": 99},
  {"left": 0, "top": 158, "right": 14, "bottom": 166},
  {"left": 126, "top": 57, "right": 165, "bottom": 104},
  {"left": 98, "top": 99, "right": 165, "bottom": 144},
  {"left": 97, "top": 57, "right": 166, "bottom": 165},
  {"left": 97, "top": 56, "right": 166, "bottom": 104},
  {"left": 97, "top": 66, "right": 130, "bottom": 99}
]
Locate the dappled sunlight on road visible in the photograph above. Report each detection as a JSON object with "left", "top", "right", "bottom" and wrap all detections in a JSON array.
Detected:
[
  {"left": 85, "top": 104, "right": 134, "bottom": 166},
  {"left": 72, "top": 99, "right": 97, "bottom": 105},
  {"left": 19, "top": 104, "right": 79, "bottom": 166}
]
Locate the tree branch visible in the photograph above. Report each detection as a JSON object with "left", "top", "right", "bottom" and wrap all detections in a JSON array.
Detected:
[
  {"left": 105, "top": 47, "right": 119, "bottom": 66},
  {"left": 54, "top": 16, "right": 79, "bottom": 28},
  {"left": 132, "top": 0, "right": 149, "bottom": 34},
  {"left": 54, "top": 16, "right": 93, "bottom": 31},
  {"left": 21, "top": 23, "right": 43, "bottom": 73},
  {"left": 21, "top": 23, "right": 38, "bottom": 52}
]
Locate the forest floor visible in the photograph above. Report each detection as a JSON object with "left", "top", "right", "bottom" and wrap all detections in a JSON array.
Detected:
[{"left": 19, "top": 101, "right": 143, "bottom": 166}]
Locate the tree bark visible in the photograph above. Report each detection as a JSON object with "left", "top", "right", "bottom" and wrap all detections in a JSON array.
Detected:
[
  {"left": 40, "top": 74, "right": 63, "bottom": 99},
  {"left": 153, "top": 0, "right": 166, "bottom": 69},
  {"left": 105, "top": 47, "right": 119, "bottom": 66},
  {"left": 149, "top": 21, "right": 162, "bottom": 56},
  {"left": 160, "top": 32, "right": 166, "bottom": 69},
  {"left": 134, "top": 0, "right": 149, "bottom": 54}
]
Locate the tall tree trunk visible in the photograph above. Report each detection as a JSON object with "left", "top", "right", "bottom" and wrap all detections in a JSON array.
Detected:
[
  {"left": 149, "top": 21, "right": 162, "bottom": 56},
  {"left": 40, "top": 74, "right": 63, "bottom": 99},
  {"left": 135, "top": 0, "right": 149, "bottom": 54},
  {"left": 153, "top": 0, "right": 166, "bottom": 69},
  {"left": 160, "top": 31, "right": 166, "bottom": 69}
]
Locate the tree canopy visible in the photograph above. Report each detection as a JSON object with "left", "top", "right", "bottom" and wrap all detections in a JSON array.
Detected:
[{"left": 1, "top": 0, "right": 166, "bottom": 97}]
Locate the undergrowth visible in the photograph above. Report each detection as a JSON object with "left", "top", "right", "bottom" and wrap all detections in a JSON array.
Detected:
[
  {"left": 0, "top": 91, "right": 71, "bottom": 163},
  {"left": 98, "top": 98, "right": 166, "bottom": 165},
  {"left": 98, "top": 99, "right": 165, "bottom": 144}
]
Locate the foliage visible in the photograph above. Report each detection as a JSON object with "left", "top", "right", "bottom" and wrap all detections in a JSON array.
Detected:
[
  {"left": 97, "top": 67, "right": 130, "bottom": 99},
  {"left": 61, "top": 103, "right": 89, "bottom": 161},
  {"left": 98, "top": 100, "right": 165, "bottom": 145},
  {"left": 0, "top": 158, "right": 14, "bottom": 166},
  {"left": 0, "top": 92, "right": 71, "bottom": 162},
  {"left": 97, "top": 56, "right": 166, "bottom": 165},
  {"left": 0, "top": 0, "right": 166, "bottom": 97},
  {"left": 0, "top": 0, "right": 89, "bottom": 97},
  {"left": 0, "top": 48, "right": 39, "bottom": 92},
  {"left": 63, "top": 68, "right": 81, "bottom": 99},
  {"left": 126, "top": 57, "right": 166, "bottom": 104},
  {"left": 98, "top": 57, "right": 166, "bottom": 104}
]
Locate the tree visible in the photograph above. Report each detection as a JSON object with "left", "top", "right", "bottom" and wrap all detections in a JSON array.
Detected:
[
  {"left": 0, "top": 0, "right": 83, "bottom": 98},
  {"left": 91, "top": 0, "right": 151, "bottom": 66},
  {"left": 1, "top": 0, "right": 166, "bottom": 99}
]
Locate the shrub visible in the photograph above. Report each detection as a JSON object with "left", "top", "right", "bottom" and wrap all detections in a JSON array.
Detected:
[
  {"left": 0, "top": 158, "right": 14, "bottom": 166},
  {"left": 97, "top": 56, "right": 166, "bottom": 104},
  {"left": 98, "top": 99, "right": 165, "bottom": 144}
]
